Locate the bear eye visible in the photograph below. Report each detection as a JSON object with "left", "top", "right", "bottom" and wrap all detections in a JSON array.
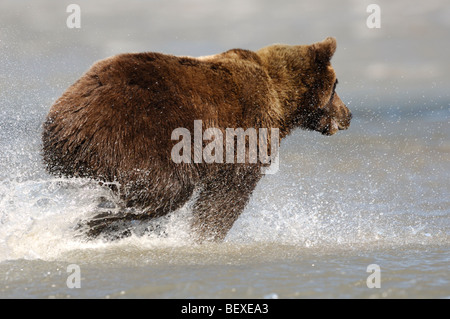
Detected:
[{"left": 329, "top": 79, "right": 338, "bottom": 101}]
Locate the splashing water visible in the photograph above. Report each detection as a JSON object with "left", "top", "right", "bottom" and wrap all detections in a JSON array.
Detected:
[{"left": 0, "top": 110, "right": 448, "bottom": 263}]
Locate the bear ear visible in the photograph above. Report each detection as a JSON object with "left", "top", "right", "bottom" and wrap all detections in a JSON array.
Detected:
[{"left": 309, "top": 37, "right": 337, "bottom": 65}]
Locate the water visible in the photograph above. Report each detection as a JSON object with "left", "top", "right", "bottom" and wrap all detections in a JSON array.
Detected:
[{"left": 0, "top": 0, "right": 449, "bottom": 298}]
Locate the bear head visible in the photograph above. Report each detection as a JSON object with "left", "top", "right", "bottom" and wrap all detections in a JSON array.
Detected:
[{"left": 257, "top": 37, "right": 352, "bottom": 136}]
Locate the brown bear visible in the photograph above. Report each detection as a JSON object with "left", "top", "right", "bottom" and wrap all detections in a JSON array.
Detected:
[{"left": 42, "top": 37, "right": 351, "bottom": 242}]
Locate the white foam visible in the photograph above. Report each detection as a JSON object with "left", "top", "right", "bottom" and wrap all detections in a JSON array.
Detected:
[{"left": 0, "top": 176, "right": 198, "bottom": 262}]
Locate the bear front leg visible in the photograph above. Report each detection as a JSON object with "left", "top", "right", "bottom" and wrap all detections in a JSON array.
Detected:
[
  {"left": 81, "top": 170, "right": 196, "bottom": 240},
  {"left": 191, "top": 164, "right": 262, "bottom": 242}
]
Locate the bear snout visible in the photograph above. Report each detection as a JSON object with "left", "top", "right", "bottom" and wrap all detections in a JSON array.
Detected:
[{"left": 337, "top": 107, "right": 352, "bottom": 131}]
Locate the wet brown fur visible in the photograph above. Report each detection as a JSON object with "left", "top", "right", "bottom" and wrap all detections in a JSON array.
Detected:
[{"left": 42, "top": 37, "right": 351, "bottom": 241}]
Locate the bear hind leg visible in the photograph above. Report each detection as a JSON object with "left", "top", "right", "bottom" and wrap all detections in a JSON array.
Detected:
[{"left": 79, "top": 180, "right": 195, "bottom": 240}]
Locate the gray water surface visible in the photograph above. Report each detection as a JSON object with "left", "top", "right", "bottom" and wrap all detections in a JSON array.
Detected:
[{"left": 0, "top": 0, "right": 449, "bottom": 298}]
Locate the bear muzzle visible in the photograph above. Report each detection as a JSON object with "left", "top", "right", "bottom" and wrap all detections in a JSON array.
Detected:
[{"left": 319, "top": 93, "right": 352, "bottom": 136}]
